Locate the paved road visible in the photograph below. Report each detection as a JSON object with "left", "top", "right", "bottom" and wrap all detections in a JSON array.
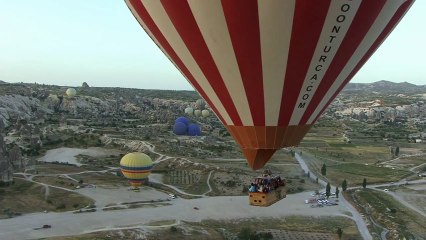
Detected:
[
  {"left": 295, "top": 153, "right": 373, "bottom": 240},
  {"left": 0, "top": 191, "right": 350, "bottom": 240}
]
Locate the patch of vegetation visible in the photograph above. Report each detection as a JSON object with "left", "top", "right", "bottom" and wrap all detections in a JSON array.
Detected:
[
  {"left": 329, "top": 163, "right": 410, "bottom": 180},
  {"left": 347, "top": 189, "right": 426, "bottom": 239},
  {"left": 196, "top": 216, "right": 360, "bottom": 240},
  {"left": 0, "top": 179, "right": 93, "bottom": 218}
]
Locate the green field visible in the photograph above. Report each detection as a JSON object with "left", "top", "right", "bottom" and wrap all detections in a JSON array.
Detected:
[
  {"left": 163, "top": 170, "right": 210, "bottom": 195},
  {"left": 301, "top": 150, "right": 411, "bottom": 186},
  {"left": 328, "top": 163, "right": 411, "bottom": 186},
  {"left": 46, "top": 216, "right": 360, "bottom": 240},
  {"left": 0, "top": 179, "right": 93, "bottom": 218},
  {"left": 347, "top": 189, "right": 426, "bottom": 239},
  {"left": 195, "top": 216, "right": 360, "bottom": 240}
]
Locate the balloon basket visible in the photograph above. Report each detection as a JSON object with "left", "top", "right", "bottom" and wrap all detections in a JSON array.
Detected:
[
  {"left": 249, "top": 186, "right": 286, "bottom": 207},
  {"left": 248, "top": 172, "right": 287, "bottom": 207}
]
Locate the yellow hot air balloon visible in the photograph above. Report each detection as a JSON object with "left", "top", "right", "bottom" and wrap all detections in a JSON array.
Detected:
[{"left": 120, "top": 152, "right": 153, "bottom": 190}]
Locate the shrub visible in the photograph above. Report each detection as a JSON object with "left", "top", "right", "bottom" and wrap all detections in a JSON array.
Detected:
[{"left": 56, "top": 203, "right": 66, "bottom": 209}]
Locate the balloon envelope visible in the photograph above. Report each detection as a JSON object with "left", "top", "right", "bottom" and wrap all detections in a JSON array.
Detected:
[
  {"left": 66, "top": 88, "right": 76, "bottom": 97},
  {"left": 175, "top": 116, "right": 189, "bottom": 126},
  {"left": 184, "top": 107, "right": 194, "bottom": 115},
  {"left": 126, "top": 0, "right": 414, "bottom": 169},
  {"left": 173, "top": 121, "right": 188, "bottom": 135},
  {"left": 120, "top": 152, "right": 153, "bottom": 188},
  {"left": 201, "top": 110, "right": 210, "bottom": 118},
  {"left": 188, "top": 124, "right": 201, "bottom": 136},
  {"left": 195, "top": 99, "right": 206, "bottom": 109},
  {"left": 194, "top": 110, "right": 202, "bottom": 117}
]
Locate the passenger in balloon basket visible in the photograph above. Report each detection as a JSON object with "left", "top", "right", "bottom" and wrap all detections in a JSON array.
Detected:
[{"left": 248, "top": 169, "right": 286, "bottom": 206}]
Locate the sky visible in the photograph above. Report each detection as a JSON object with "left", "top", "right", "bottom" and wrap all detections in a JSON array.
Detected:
[{"left": 0, "top": 1, "right": 425, "bottom": 90}]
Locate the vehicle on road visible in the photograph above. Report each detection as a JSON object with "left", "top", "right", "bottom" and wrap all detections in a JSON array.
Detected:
[
  {"left": 33, "top": 225, "right": 51, "bottom": 230},
  {"left": 168, "top": 194, "right": 176, "bottom": 199}
]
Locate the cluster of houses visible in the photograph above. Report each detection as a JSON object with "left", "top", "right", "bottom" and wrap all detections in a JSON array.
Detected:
[{"left": 328, "top": 98, "right": 425, "bottom": 126}]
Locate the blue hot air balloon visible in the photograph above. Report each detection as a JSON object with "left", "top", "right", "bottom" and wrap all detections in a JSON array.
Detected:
[
  {"left": 188, "top": 124, "right": 201, "bottom": 136},
  {"left": 175, "top": 116, "right": 189, "bottom": 127},
  {"left": 173, "top": 122, "right": 187, "bottom": 135}
]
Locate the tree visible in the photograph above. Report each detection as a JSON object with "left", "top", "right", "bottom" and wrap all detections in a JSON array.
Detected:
[
  {"left": 237, "top": 227, "right": 258, "bottom": 240},
  {"left": 362, "top": 178, "right": 367, "bottom": 189},
  {"left": 335, "top": 186, "right": 340, "bottom": 198},
  {"left": 321, "top": 163, "right": 327, "bottom": 176},
  {"left": 8, "top": 145, "right": 23, "bottom": 169},
  {"left": 342, "top": 179, "right": 347, "bottom": 191},
  {"left": 307, "top": 171, "right": 310, "bottom": 178},
  {"left": 257, "top": 232, "right": 273, "bottom": 240},
  {"left": 316, "top": 177, "right": 318, "bottom": 184},
  {"left": 326, "top": 182, "right": 331, "bottom": 199},
  {"left": 337, "top": 227, "right": 343, "bottom": 239},
  {"left": 395, "top": 146, "right": 400, "bottom": 156}
]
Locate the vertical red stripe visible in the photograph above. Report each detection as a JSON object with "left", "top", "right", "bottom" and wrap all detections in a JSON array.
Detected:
[
  {"left": 277, "top": 0, "right": 331, "bottom": 125},
  {"left": 128, "top": 0, "right": 227, "bottom": 124},
  {"left": 300, "top": 0, "right": 387, "bottom": 124},
  {"left": 311, "top": 0, "right": 414, "bottom": 123},
  {"left": 160, "top": 0, "right": 243, "bottom": 125},
  {"left": 221, "top": 0, "right": 264, "bottom": 126}
]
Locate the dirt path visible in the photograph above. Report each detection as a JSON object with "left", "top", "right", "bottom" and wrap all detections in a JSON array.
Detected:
[
  {"left": 380, "top": 152, "right": 426, "bottom": 165},
  {"left": 372, "top": 187, "right": 426, "bottom": 218}
]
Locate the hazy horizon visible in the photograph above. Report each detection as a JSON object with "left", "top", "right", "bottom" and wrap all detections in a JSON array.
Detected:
[{"left": 1, "top": 1, "right": 425, "bottom": 90}]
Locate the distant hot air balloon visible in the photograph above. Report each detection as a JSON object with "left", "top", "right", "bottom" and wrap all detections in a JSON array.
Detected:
[
  {"left": 173, "top": 121, "right": 187, "bottom": 135},
  {"left": 120, "top": 152, "right": 153, "bottom": 190},
  {"left": 195, "top": 99, "right": 206, "bottom": 110},
  {"left": 184, "top": 107, "right": 194, "bottom": 116},
  {"left": 175, "top": 116, "right": 190, "bottom": 126},
  {"left": 188, "top": 123, "right": 201, "bottom": 136},
  {"left": 194, "top": 110, "right": 202, "bottom": 117},
  {"left": 126, "top": 0, "right": 414, "bottom": 170},
  {"left": 66, "top": 88, "right": 76, "bottom": 98},
  {"left": 201, "top": 109, "right": 210, "bottom": 118}
]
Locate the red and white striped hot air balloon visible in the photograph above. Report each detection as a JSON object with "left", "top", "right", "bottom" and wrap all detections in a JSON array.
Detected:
[{"left": 125, "top": 0, "right": 414, "bottom": 170}]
